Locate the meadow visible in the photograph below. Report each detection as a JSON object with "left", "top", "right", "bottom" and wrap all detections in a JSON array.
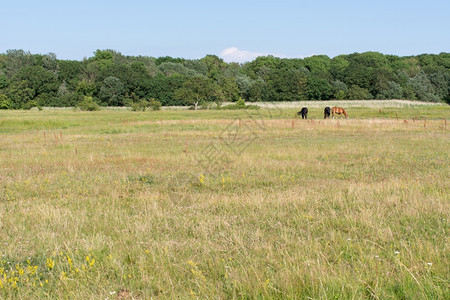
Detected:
[{"left": 0, "top": 101, "right": 449, "bottom": 299}]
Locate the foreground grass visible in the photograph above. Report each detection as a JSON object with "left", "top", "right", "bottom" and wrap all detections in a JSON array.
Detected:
[{"left": 0, "top": 105, "right": 449, "bottom": 298}]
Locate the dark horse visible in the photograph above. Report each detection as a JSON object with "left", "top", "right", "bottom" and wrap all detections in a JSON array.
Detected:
[
  {"left": 331, "top": 107, "right": 348, "bottom": 119},
  {"left": 297, "top": 107, "right": 308, "bottom": 119},
  {"left": 324, "top": 107, "right": 331, "bottom": 119}
]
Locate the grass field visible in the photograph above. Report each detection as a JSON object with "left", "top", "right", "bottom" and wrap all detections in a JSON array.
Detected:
[{"left": 0, "top": 102, "right": 449, "bottom": 299}]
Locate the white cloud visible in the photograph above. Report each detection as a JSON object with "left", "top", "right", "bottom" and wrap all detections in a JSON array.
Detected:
[
  {"left": 220, "top": 47, "right": 310, "bottom": 63},
  {"left": 220, "top": 47, "right": 266, "bottom": 63}
]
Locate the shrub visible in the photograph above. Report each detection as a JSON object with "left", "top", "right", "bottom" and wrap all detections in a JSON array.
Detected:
[
  {"left": 130, "top": 98, "right": 162, "bottom": 111},
  {"left": 0, "top": 94, "right": 13, "bottom": 109},
  {"left": 219, "top": 98, "right": 259, "bottom": 110},
  {"left": 236, "top": 98, "right": 245, "bottom": 107},
  {"left": 77, "top": 96, "right": 100, "bottom": 111},
  {"left": 23, "top": 100, "right": 41, "bottom": 110},
  {"left": 131, "top": 100, "right": 149, "bottom": 111},
  {"left": 149, "top": 98, "right": 162, "bottom": 111}
]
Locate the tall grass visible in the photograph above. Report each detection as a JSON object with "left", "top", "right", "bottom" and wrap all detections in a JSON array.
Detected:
[{"left": 0, "top": 106, "right": 449, "bottom": 298}]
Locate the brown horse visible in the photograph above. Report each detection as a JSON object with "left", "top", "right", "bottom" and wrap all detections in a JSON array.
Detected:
[{"left": 331, "top": 107, "right": 348, "bottom": 119}]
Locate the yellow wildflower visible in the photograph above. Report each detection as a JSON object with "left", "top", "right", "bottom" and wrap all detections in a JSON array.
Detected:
[{"left": 46, "top": 258, "right": 54, "bottom": 270}]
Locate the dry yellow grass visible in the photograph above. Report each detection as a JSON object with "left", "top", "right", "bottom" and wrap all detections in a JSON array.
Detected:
[{"left": 0, "top": 107, "right": 449, "bottom": 298}]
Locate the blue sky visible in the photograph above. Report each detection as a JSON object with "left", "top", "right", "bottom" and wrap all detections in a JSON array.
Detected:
[{"left": 1, "top": 0, "right": 449, "bottom": 62}]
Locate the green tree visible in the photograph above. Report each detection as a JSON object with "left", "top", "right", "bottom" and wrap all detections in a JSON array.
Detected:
[
  {"left": 93, "top": 49, "right": 114, "bottom": 61},
  {"left": 200, "top": 55, "right": 227, "bottom": 80},
  {"left": 128, "top": 62, "right": 154, "bottom": 99},
  {"left": 99, "top": 76, "right": 125, "bottom": 106},
  {"left": 219, "top": 77, "right": 240, "bottom": 101},
  {"left": 307, "top": 76, "right": 332, "bottom": 100},
  {"left": 428, "top": 71, "right": 450, "bottom": 101},
  {"left": 235, "top": 74, "right": 253, "bottom": 100},
  {"left": 184, "top": 60, "right": 208, "bottom": 76},
  {"left": 0, "top": 73, "right": 6, "bottom": 89},
  {"left": 147, "top": 74, "right": 186, "bottom": 106},
  {"left": 175, "top": 76, "right": 223, "bottom": 110},
  {"left": 274, "top": 69, "right": 309, "bottom": 101},
  {"left": 304, "top": 55, "right": 331, "bottom": 78},
  {"left": 58, "top": 60, "right": 84, "bottom": 90},
  {"left": 83, "top": 50, "right": 115, "bottom": 83},
  {"left": 5, "top": 80, "right": 34, "bottom": 108},
  {"left": 14, "top": 65, "right": 59, "bottom": 98},
  {"left": 158, "top": 62, "right": 200, "bottom": 77},
  {"left": 242, "top": 56, "right": 280, "bottom": 79},
  {"left": 378, "top": 81, "right": 403, "bottom": 99},
  {"left": 330, "top": 56, "right": 349, "bottom": 81},
  {"left": 155, "top": 56, "right": 183, "bottom": 65},
  {"left": 409, "top": 70, "right": 439, "bottom": 101},
  {"left": 346, "top": 85, "right": 372, "bottom": 100},
  {"left": 41, "top": 53, "right": 59, "bottom": 74},
  {"left": 76, "top": 80, "right": 97, "bottom": 96},
  {"left": 331, "top": 80, "right": 348, "bottom": 99},
  {"left": 248, "top": 80, "right": 265, "bottom": 102},
  {"left": 3, "top": 49, "right": 36, "bottom": 78}
]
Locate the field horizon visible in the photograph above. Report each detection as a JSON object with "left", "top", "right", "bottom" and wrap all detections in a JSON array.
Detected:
[{"left": 0, "top": 103, "right": 449, "bottom": 298}]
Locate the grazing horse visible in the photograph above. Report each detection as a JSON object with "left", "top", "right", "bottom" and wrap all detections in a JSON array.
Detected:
[
  {"left": 324, "top": 107, "right": 331, "bottom": 119},
  {"left": 297, "top": 107, "right": 308, "bottom": 119},
  {"left": 331, "top": 107, "right": 348, "bottom": 119}
]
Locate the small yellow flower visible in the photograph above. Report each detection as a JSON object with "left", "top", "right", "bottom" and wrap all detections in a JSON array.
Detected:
[
  {"left": 67, "top": 255, "right": 73, "bottom": 267},
  {"left": 46, "top": 258, "right": 54, "bottom": 270}
]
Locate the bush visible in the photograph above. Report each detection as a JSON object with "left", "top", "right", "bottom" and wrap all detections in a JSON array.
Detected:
[
  {"left": 149, "top": 98, "right": 162, "bottom": 111},
  {"left": 131, "top": 100, "right": 149, "bottom": 111},
  {"left": 23, "top": 100, "right": 41, "bottom": 110},
  {"left": 0, "top": 94, "right": 13, "bottom": 109},
  {"left": 219, "top": 98, "right": 260, "bottom": 110},
  {"left": 77, "top": 96, "right": 100, "bottom": 111},
  {"left": 130, "top": 99, "right": 162, "bottom": 111},
  {"left": 236, "top": 98, "right": 245, "bottom": 107}
]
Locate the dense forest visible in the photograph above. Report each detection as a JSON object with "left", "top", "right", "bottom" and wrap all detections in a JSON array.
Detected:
[{"left": 0, "top": 49, "right": 449, "bottom": 109}]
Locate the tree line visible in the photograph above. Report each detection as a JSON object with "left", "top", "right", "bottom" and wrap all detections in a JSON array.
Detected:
[{"left": 0, "top": 49, "right": 449, "bottom": 109}]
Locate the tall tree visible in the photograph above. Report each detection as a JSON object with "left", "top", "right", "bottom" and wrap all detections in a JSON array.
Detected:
[
  {"left": 175, "top": 76, "right": 223, "bottom": 109},
  {"left": 99, "top": 76, "right": 125, "bottom": 106}
]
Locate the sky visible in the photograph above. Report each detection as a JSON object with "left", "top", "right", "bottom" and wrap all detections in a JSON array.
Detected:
[{"left": 1, "top": 0, "right": 449, "bottom": 63}]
